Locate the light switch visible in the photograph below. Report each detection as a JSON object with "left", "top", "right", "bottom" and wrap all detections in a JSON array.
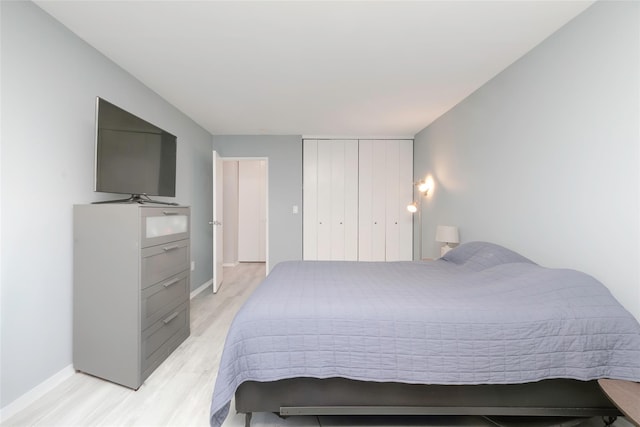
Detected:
[{"left": 292, "top": 205, "right": 299, "bottom": 214}]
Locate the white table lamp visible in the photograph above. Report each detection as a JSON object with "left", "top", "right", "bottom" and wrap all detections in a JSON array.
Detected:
[{"left": 435, "top": 225, "right": 459, "bottom": 256}]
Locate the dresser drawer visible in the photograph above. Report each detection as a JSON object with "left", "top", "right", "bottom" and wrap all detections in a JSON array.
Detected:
[
  {"left": 141, "top": 302, "right": 189, "bottom": 374},
  {"left": 141, "top": 207, "right": 190, "bottom": 248},
  {"left": 141, "top": 240, "right": 189, "bottom": 289},
  {"left": 141, "top": 270, "right": 189, "bottom": 330}
]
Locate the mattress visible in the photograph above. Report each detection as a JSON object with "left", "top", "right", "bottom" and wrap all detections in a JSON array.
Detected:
[{"left": 210, "top": 242, "right": 640, "bottom": 426}]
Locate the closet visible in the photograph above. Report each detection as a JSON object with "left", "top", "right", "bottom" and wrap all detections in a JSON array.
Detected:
[{"left": 303, "top": 139, "right": 413, "bottom": 261}]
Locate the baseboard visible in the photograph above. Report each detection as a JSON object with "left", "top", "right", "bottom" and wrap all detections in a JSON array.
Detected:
[
  {"left": 190, "top": 278, "right": 213, "bottom": 299},
  {"left": 0, "top": 364, "right": 75, "bottom": 422}
]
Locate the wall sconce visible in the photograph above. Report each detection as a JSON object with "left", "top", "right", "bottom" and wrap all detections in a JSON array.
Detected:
[
  {"left": 406, "top": 202, "right": 418, "bottom": 213},
  {"left": 417, "top": 180, "right": 431, "bottom": 195},
  {"left": 435, "top": 225, "right": 459, "bottom": 257}
]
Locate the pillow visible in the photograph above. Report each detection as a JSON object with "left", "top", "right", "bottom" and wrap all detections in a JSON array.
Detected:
[{"left": 441, "top": 241, "right": 535, "bottom": 271}]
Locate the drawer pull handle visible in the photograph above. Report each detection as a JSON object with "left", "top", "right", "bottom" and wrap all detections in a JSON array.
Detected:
[
  {"left": 163, "top": 278, "right": 180, "bottom": 288},
  {"left": 163, "top": 312, "right": 179, "bottom": 324},
  {"left": 163, "top": 245, "right": 180, "bottom": 252},
  {"left": 163, "top": 211, "right": 179, "bottom": 216}
]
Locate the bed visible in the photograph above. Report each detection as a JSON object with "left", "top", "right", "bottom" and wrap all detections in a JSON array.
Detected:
[{"left": 209, "top": 242, "right": 640, "bottom": 426}]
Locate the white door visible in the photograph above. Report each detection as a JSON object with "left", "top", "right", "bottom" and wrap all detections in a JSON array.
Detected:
[
  {"left": 303, "top": 140, "right": 318, "bottom": 260},
  {"left": 359, "top": 139, "right": 413, "bottom": 261},
  {"left": 303, "top": 139, "right": 358, "bottom": 261},
  {"left": 370, "top": 141, "right": 387, "bottom": 261},
  {"left": 343, "top": 140, "right": 359, "bottom": 261},
  {"left": 359, "top": 139, "right": 387, "bottom": 261},
  {"left": 212, "top": 151, "right": 224, "bottom": 293},
  {"left": 397, "top": 140, "right": 414, "bottom": 261},
  {"left": 385, "top": 141, "right": 401, "bottom": 261},
  {"left": 238, "top": 160, "right": 266, "bottom": 262}
]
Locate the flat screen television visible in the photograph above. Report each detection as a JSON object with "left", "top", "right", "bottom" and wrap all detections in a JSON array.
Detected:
[{"left": 94, "top": 97, "right": 177, "bottom": 204}]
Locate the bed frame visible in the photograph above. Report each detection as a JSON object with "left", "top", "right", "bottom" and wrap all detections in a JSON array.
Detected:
[{"left": 235, "top": 378, "right": 620, "bottom": 426}]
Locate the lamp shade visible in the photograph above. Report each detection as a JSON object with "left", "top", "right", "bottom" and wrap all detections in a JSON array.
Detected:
[{"left": 435, "top": 225, "right": 459, "bottom": 244}]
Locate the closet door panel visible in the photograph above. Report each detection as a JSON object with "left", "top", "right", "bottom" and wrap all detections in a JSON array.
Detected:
[
  {"left": 358, "top": 140, "right": 374, "bottom": 261},
  {"left": 398, "top": 140, "right": 414, "bottom": 261},
  {"left": 303, "top": 140, "right": 318, "bottom": 260},
  {"left": 384, "top": 141, "right": 401, "bottom": 261},
  {"left": 344, "top": 140, "right": 359, "bottom": 261},
  {"left": 330, "top": 141, "right": 346, "bottom": 260},
  {"left": 370, "top": 141, "right": 387, "bottom": 262},
  {"left": 316, "top": 142, "right": 332, "bottom": 260}
]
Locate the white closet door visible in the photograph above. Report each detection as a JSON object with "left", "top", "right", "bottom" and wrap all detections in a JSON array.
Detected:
[
  {"left": 358, "top": 140, "right": 374, "bottom": 261},
  {"left": 330, "top": 141, "right": 346, "bottom": 260},
  {"left": 384, "top": 140, "right": 413, "bottom": 261},
  {"left": 316, "top": 142, "right": 332, "bottom": 260},
  {"left": 385, "top": 141, "right": 401, "bottom": 261},
  {"left": 344, "top": 140, "right": 359, "bottom": 261},
  {"left": 305, "top": 139, "right": 359, "bottom": 261},
  {"left": 358, "top": 139, "right": 387, "bottom": 262},
  {"left": 303, "top": 139, "right": 318, "bottom": 260},
  {"left": 397, "top": 140, "right": 414, "bottom": 261},
  {"left": 370, "top": 141, "right": 387, "bottom": 261}
]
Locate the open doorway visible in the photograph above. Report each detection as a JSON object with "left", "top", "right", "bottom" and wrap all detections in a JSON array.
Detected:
[{"left": 221, "top": 158, "right": 268, "bottom": 270}]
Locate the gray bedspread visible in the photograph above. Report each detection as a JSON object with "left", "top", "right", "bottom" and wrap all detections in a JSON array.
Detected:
[{"left": 210, "top": 242, "right": 640, "bottom": 426}]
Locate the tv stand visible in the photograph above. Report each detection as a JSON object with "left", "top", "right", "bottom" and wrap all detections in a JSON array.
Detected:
[{"left": 93, "top": 194, "right": 179, "bottom": 206}]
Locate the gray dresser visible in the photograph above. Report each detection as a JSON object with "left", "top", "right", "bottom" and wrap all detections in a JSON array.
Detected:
[{"left": 73, "top": 204, "right": 190, "bottom": 389}]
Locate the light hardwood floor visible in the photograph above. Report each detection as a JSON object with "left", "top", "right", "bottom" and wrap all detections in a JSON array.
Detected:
[{"left": 2, "top": 264, "right": 614, "bottom": 427}]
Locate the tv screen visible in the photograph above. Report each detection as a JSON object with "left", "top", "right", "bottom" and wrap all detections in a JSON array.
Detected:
[{"left": 94, "top": 97, "right": 176, "bottom": 198}]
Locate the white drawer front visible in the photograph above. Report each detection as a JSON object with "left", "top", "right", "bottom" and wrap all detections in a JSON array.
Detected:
[{"left": 141, "top": 207, "right": 189, "bottom": 248}]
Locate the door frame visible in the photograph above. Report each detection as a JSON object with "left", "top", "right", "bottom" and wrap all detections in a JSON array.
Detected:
[{"left": 219, "top": 156, "right": 270, "bottom": 274}]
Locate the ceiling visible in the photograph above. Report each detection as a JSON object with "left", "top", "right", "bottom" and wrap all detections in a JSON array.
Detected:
[{"left": 35, "top": 1, "right": 594, "bottom": 137}]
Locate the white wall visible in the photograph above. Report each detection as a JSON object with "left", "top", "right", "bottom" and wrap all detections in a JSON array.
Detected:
[
  {"left": 1, "top": 1, "right": 213, "bottom": 409},
  {"left": 413, "top": 1, "right": 640, "bottom": 320}
]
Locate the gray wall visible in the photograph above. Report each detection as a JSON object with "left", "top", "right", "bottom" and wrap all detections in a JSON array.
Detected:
[
  {"left": 213, "top": 136, "right": 303, "bottom": 270},
  {"left": 414, "top": 1, "right": 640, "bottom": 320},
  {"left": 1, "top": 1, "right": 213, "bottom": 408}
]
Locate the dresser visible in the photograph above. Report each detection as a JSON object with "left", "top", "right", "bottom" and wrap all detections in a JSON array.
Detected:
[{"left": 73, "top": 204, "right": 190, "bottom": 389}]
